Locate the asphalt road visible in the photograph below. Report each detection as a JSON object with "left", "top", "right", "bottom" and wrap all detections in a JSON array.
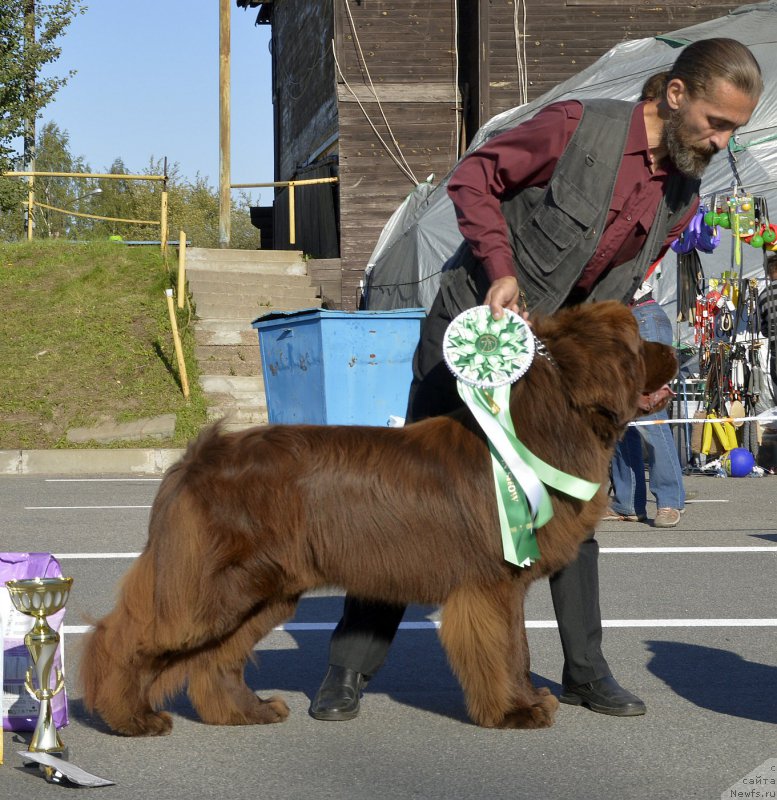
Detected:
[{"left": 2, "top": 471, "right": 777, "bottom": 800}]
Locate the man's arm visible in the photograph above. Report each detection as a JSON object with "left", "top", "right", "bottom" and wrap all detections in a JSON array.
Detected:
[{"left": 447, "top": 102, "right": 582, "bottom": 317}]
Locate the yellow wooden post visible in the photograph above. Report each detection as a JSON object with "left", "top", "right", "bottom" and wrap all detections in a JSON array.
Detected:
[
  {"left": 165, "top": 289, "right": 190, "bottom": 399},
  {"left": 26, "top": 174, "right": 34, "bottom": 241},
  {"left": 160, "top": 189, "right": 169, "bottom": 255},
  {"left": 289, "top": 181, "right": 296, "bottom": 245},
  {"left": 177, "top": 230, "right": 187, "bottom": 310},
  {"left": 219, "top": 0, "right": 231, "bottom": 248}
]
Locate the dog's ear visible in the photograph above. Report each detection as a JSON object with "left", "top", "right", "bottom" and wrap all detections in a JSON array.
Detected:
[
  {"left": 641, "top": 341, "right": 678, "bottom": 393},
  {"left": 532, "top": 302, "right": 655, "bottom": 437}
]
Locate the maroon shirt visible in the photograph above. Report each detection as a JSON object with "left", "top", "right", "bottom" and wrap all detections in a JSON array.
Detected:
[{"left": 447, "top": 100, "right": 699, "bottom": 293}]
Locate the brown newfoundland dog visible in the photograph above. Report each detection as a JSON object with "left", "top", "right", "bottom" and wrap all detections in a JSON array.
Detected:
[{"left": 81, "top": 300, "right": 677, "bottom": 735}]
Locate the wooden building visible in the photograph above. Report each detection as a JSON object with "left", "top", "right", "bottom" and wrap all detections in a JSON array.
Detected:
[{"left": 238, "top": 0, "right": 756, "bottom": 309}]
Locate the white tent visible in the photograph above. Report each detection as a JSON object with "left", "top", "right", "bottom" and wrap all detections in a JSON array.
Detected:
[{"left": 364, "top": 0, "right": 777, "bottom": 326}]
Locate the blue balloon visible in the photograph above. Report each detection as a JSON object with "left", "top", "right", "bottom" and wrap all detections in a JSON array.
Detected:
[{"left": 722, "top": 447, "right": 756, "bottom": 477}]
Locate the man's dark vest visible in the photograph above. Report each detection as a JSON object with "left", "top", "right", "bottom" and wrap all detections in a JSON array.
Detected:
[{"left": 442, "top": 99, "right": 700, "bottom": 316}]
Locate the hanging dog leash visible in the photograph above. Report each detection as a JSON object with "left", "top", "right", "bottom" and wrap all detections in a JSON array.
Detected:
[{"left": 442, "top": 306, "right": 598, "bottom": 568}]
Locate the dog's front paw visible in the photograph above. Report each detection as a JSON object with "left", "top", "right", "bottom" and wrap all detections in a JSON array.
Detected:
[
  {"left": 259, "top": 695, "right": 290, "bottom": 723},
  {"left": 214, "top": 694, "right": 290, "bottom": 726},
  {"left": 113, "top": 710, "right": 174, "bottom": 737},
  {"left": 498, "top": 693, "right": 559, "bottom": 729}
]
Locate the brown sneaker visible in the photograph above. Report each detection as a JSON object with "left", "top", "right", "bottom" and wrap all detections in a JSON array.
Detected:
[
  {"left": 602, "top": 508, "right": 646, "bottom": 522},
  {"left": 654, "top": 508, "right": 681, "bottom": 528}
]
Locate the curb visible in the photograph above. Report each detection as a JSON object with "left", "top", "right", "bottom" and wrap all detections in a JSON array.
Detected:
[{"left": 0, "top": 448, "right": 185, "bottom": 476}]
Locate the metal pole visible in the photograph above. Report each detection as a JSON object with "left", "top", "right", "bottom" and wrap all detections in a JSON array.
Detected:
[
  {"left": 160, "top": 157, "right": 169, "bottom": 255},
  {"left": 6, "top": 171, "right": 166, "bottom": 180},
  {"left": 288, "top": 183, "right": 296, "bottom": 245},
  {"left": 177, "top": 231, "right": 187, "bottom": 309},
  {"left": 218, "top": 0, "right": 231, "bottom": 248},
  {"left": 165, "top": 290, "right": 190, "bottom": 399},
  {"left": 27, "top": 175, "right": 34, "bottom": 241},
  {"left": 24, "top": 0, "right": 36, "bottom": 238},
  {"left": 160, "top": 189, "right": 169, "bottom": 255}
]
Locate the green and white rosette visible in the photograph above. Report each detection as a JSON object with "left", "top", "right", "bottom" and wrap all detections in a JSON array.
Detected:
[{"left": 443, "top": 306, "right": 599, "bottom": 568}]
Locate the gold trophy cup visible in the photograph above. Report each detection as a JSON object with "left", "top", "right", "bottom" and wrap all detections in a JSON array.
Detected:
[{"left": 5, "top": 576, "right": 73, "bottom": 753}]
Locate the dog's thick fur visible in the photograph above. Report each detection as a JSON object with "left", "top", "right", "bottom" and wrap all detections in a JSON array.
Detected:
[{"left": 81, "top": 301, "right": 677, "bottom": 735}]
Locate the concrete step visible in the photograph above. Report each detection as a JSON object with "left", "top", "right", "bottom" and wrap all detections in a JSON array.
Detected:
[
  {"left": 193, "top": 287, "right": 320, "bottom": 306},
  {"left": 194, "top": 299, "right": 320, "bottom": 319},
  {"left": 195, "top": 343, "right": 262, "bottom": 364},
  {"left": 199, "top": 377, "right": 267, "bottom": 417},
  {"left": 204, "top": 394, "right": 267, "bottom": 416},
  {"left": 207, "top": 406, "right": 268, "bottom": 425},
  {"left": 195, "top": 355, "right": 260, "bottom": 378},
  {"left": 187, "top": 247, "right": 305, "bottom": 264},
  {"left": 199, "top": 374, "right": 265, "bottom": 398},
  {"left": 194, "top": 320, "right": 259, "bottom": 346},
  {"left": 219, "top": 420, "right": 267, "bottom": 433},
  {"left": 187, "top": 272, "right": 316, "bottom": 291},
  {"left": 186, "top": 249, "right": 317, "bottom": 429},
  {"left": 186, "top": 247, "right": 307, "bottom": 275}
]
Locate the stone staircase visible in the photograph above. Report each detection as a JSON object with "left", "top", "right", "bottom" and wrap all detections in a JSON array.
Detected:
[{"left": 186, "top": 248, "right": 321, "bottom": 431}]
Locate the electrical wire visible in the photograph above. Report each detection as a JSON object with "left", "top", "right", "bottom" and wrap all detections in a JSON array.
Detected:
[
  {"left": 332, "top": 42, "right": 418, "bottom": 186},
  {"left": 275, "top": 31, "right": 330, "bottom": 103},
  {"left": 513, "top": 0, "right": 529, "bottom": 106},
  {"left": 452, "top": 0, "right": 460, "bottom": 158},
  {"left": 341, "top": 0, "right": 419, "bottom": 185}
]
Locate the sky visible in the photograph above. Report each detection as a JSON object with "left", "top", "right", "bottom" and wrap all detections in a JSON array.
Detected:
[{"left": 34, "top": 1, "right": 274, "bottom": 205}]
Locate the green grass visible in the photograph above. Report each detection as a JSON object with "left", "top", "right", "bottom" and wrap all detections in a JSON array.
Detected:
[{"left": 0, "top": 240, "right": 208, "bottom": 449}]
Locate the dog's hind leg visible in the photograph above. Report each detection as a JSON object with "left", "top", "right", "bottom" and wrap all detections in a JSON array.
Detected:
[
  {"left": 439, "top": 581, "right": 558, "bottom": 729},
  {"left": 173, "top": 596, "right": 298, "bottom": 726}
]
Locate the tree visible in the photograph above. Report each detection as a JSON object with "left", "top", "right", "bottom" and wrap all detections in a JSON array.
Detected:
[
  {"left": 0, "top": 128, "right": 261, "bottom": 246},
  {"left": 31, "top": 121, "right": 91, "bottom": 237},
  {"left": 95, "top": 157, "right": 261, "bottom": 249},
  {"left": 0, "top": 120, "right": 93, "bottom": 240},
  {"left": 0, "top": 1, "right": 86, "bottom": 209}
]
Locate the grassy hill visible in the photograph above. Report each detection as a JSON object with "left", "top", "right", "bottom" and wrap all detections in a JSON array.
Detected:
[{"left": 0, "top": 240, "right": 208, "bottom": 449}]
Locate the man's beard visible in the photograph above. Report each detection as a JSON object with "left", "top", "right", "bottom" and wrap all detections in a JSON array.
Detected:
[{"left": 662, "top": 109, "right": 718, "bottom": 179}]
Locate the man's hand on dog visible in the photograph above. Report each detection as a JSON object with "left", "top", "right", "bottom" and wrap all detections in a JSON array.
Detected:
[{"left": 485, "top": 275, "right": 522, "bottom": 319}]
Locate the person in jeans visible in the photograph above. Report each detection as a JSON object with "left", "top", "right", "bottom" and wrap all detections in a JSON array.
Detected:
[
  {"left": 758, "top": 252, "right": 777, "bottom": 391},
  {"left": 605, "top": 295, "right": 686, "bottom": 528}
]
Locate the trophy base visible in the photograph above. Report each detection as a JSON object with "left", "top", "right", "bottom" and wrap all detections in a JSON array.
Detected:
[
  {"left": 17, "top": 749, "right": 115, "bottom": 787},
  {"left": 22, "top": 747, "right": 70, "bottom": 783}
]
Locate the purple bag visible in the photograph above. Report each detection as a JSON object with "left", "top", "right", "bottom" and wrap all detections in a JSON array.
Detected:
[
  {"left": 670, "top": 206, "right": 721, "bottom": 254},
  {"left": 1, "top": 552, "right": 69, "bottom": 732}
]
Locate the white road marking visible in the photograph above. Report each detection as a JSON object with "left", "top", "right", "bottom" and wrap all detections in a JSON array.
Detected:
[
  {"left": 52, "top": 547, "right": 777, "bottom": 636},
  {"left": 54, "top": 552, "right": 142, "bottom": 559},
  {"left": 51, "top": 547, "right": 777, "bottom": 560},
  {"left": 25, "top": 505, "right": 152, "bottom": 510},
  {"left": 600, "top": 546, "right": 777, "bottom": 553},
  {"left": 44, "top": 478, "right": 161, "bottom": 483},
  {"left": 63, "top": 618, "right": 777, "bottom": 635}
]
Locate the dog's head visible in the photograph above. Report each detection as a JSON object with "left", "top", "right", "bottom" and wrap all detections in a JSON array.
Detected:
[{"left": 528, "top": 301, "right": 678, "bottom": 444}]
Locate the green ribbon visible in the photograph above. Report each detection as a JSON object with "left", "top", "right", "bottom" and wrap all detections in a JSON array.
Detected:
[{"left": 444, "top": 308, "right": 599, "bottom": 568}]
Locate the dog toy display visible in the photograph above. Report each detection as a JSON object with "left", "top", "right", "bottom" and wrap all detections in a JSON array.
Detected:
[{"left": 672, "top": 188, "right": 775, "bottom": 472}]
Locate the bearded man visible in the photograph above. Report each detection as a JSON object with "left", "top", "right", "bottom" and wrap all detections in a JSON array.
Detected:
[{"left": 310, "top": 37, "right": 762, "bottom": 722}]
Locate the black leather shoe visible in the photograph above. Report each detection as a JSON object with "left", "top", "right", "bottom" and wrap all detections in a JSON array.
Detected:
[
  {"left": 309, "top": 665, "right": 367, "bottom": 721},
  {"left": 558, "top": 676, "right": 646, "bottom": 716}
]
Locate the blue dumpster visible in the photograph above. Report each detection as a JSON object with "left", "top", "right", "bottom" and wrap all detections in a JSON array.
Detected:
[{"left": 252, "top": 308, "right": 426, "bottom": 426}]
